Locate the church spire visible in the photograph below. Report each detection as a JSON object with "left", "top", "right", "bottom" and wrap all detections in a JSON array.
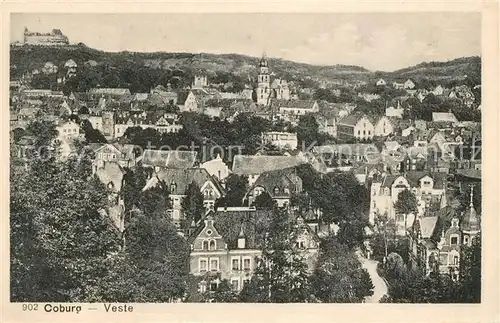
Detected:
[{"left": 469, "top": 184, "right": 474, "bottom": 207}]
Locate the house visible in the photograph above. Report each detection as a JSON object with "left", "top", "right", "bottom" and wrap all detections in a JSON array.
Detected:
[
  {"left": 273, "top": 99, "right": 319, "bottom": 116},
  {"left": 401, "top": 126, "right": 415, "bottom": 137},
  {"left": 316, "top": 116, "right": 337, "bottom": 138},
  {"left": 142, "top": 168, "right": 225, "bottom": 227},
  {"left": 200, "top": 154, "right": 231, "bottom": 181},
  {"left": 336, "top": 114, "right": 375, "bottom": 141},
  {"left": 369, "top": 171, "right": 447, "bottom": 229},
  {"left": 313, "top": 144, "right": 380, "bottom": 171},
  {"left": 376, "top": 79, "right": 387, "bottom": 86},
  {"left": 56, "top": 119, "right": 80, "bottom": 140},
  {"left": 179, "top": 89, "right": 221, "bottom": 112},
  {"left": 232, "top": 155, "right": 306, "bottom": 186},
  {"left": 353, "top": 163, "right": 385, "bottom": 185},
  {"left": 385, "top": 101, "right": 404, "bottom": 118},
  {"left": 140, "top": 149, "right": 198, "bottom": 172},
  {"left": 408, "top": 189, "right": 480, "bottom": 279},
  {"left": 113, "top": 110, "right": 183, "bottom": 138},
  {"left": 188, "top": 209, "right": 319, "bottom": 293},
  {"left": 90, "top": 143, "right": 138, "bottom": 171},
  {"left": 374, "top": 116, "right": 395, "bottom": 137},
  {"left": 432, "top": 85, "right": 445, "bottom": 96},
  {"left": 244, "top": 167, "right": 302, "bottom": 207},
  {"left": 89, "top": 88, "right": 131, "bottom": 97},
  {"left": 404, "top": 79, "right": 416, "bottom": 90},
  {"left": 261, "top": 131, "right": 298, "bottom": 150},
  {"left": 393, "top": 82, "right": 404, "bottom": 89},
  {"left": 432, "top": 112, "right": 458, "bottom": 126}
]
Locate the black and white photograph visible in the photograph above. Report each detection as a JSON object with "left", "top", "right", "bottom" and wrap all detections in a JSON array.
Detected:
[{"left": 8, "top": 10, "right": 488, "bottom": 310}]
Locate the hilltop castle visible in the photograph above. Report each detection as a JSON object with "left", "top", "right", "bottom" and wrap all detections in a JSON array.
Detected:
[
  {"left": 255, "top": 54, "right": 291, "bottom": 105},
  {"left": 23, "top": 27, "right": 69, "bottom": 46}
]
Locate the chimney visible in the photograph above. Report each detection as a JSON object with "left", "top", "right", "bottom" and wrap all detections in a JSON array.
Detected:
[{"left": 237, "top": 226, "right": 246, "bottom": 249}]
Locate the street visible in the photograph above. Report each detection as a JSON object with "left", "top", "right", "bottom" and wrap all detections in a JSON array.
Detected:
[{"left": 356, "top": 250, "right": 388, "bottom": 303}]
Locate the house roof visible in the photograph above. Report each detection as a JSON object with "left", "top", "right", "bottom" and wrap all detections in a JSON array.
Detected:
[
  {"left": 313, "top": 143, "right": 379, "bottom": 156},
  {"left": 142, "top": 168, "right": 224, "bottom": 195},
  {"left": 455, "top": 168, "right": 481, "bottom": 180},
  {"left": 232, "top": 155, "right": 305, "bottom": 175},
  {"left": 140, "top": 149, "right": 197, "bottom": 169},
  {"left": 419, "top": 216, "right": 439, "bottom": 239},
  {"left": 377, "top": 171, "right": 447, "bottom": 189},
  {"left": 188, "top": 209, "right": 272, "bottom": 248},
  {"left": 249, "top": 167, "right": 301, "bottom": 199},
  {"left": 432, "top": 112, "right": 458, "bottom": 123}
]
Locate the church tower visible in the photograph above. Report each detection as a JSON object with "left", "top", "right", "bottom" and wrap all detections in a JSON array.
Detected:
[{"left": 256, "top": 53, "right": 271, "bottom": 105}]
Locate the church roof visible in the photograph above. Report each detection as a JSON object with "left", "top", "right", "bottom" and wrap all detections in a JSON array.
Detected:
[{"left": 461, "top": 189, "right": 480, "bottom": 232}]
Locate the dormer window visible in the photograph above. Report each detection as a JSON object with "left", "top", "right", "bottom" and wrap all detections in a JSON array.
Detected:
[
  {"left": 274, "top": 187, "right": 280, "bottom": 195},
  {"left": 284, "top": 187, "right": 290, "bottom": 194}
]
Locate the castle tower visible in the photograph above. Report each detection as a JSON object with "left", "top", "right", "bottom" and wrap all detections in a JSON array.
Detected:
[
  {"left": 256, "top": 53, "right": 271, "bottom": 105},
  {"left": 192, "top": 73, "right": 208, "bottom": 89}
]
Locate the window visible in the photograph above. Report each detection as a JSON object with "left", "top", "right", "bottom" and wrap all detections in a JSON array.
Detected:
[
  {"left": 453, "top": 256, "right": 459, "bottom": 265},
  {"left": 199, "top": 282, "right": 207, "bottom": 293},
  {"left": 210, "top": 282, "right": 218, "bottom": 291},
  {"left": 209, "top": 240, "right": 216, "bottom": 251},
  {"left": 296, "top": 241, "right": 306, "bottom": 249},
  {"left": 210, "top": 258, "right": 219, "bottom": 271},
  {"left": 358, "top": 130, "right": 361, "bottom": 135},
  {"left": 450, "top": 236, "right": 458, "bottom": 245},
  {"left": 231, "top": 279, "right": 239, "bottom": 291},
  {"left": 202, "top": 240, "right": 209, "bottom": 250},
  {"left": 368, "top": 131, "right": 371, "bottom": 135},
  {"left": 274, "top": 187, "right": 280, "bottom": 195},
  {"left": 284, "top": 187, "right": 290, "bottom": 194},
  {"left": 243, "top": 258, "right": 251, "bottom": 270},
  {"left": 464, "top": 236, "right": 469, "bottom": 245},
  {"left": 199, "top": 259, "right": 208, "bottom": 272},
  {"left": 232, "top": 258, "right": 240, "bottom": 271}
]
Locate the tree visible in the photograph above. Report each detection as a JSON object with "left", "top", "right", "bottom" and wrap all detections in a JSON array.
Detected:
[
  {"left": 181, "top": 181, "right": 205, "bottom": 228},
  {"left": 125, "top": 214, "right": 190, "bottom": 302},
  {"left": 394, "top": 189, "right": 418, "bottom": 236},
  {"left": 458, "top": 233, "right": 481, "bottom": 303},
  {"left": 81, "top": 119, "right": 107, "bottom": 143},
  {"left": 239, "top": 208, "right": 312, "bottom": 303},
  {"left": 215, "top": 174, "right": 248, "bottom": 207},
  {"left": 252, "top": 191, "right": 274, "bottom": 210},
  {"left": 11, "top": 144, "right": 122, "bottom": 302},
  {"left": 310, "top": 235, "right": 374, "bottom": 302},
  {"left": 297, "top": 113, "right": 320, "bottom": 148}
]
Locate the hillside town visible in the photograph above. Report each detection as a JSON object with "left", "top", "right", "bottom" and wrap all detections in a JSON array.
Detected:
[{"left": 10, "top": 28, "right": 482, "bottom": 304}]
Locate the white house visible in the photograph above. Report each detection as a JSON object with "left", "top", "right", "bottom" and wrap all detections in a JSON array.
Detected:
[
  {"left": 376, "top": 79, "right": 387, "bottom": 86},
  {"left": 369, "top": 172, "right": 446, "bottom": 230},
  {"left": 374, "top": 116, "right": 395, "bottom": 137},
  {"left": 404, "top": 79, "right": 416, "bottom": 89},
  {"left": 336, "top": 114, "right": 375, "bottom": 141},
  {"left": 385, "top": 101, "right": 404, "bottom": 118},
  {"left": 200, "top": 154, "right": 231, "bottom": 181}
]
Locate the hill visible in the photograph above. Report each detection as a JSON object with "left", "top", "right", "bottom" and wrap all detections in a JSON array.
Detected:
[{"left": 10, "top": 43, "right": 480, "bottom": 93}]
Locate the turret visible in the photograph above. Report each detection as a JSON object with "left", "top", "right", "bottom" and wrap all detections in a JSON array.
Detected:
[{"left": 237, "top": 226, "right": 246, "bottom": 249}]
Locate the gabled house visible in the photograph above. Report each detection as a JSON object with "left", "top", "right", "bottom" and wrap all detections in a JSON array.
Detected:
[
  {"left": 374, "top": 116, "right": 395, "bottom": 137},
  {"left": 188, "top": 209, "right": 319, "bottom": 294},
  {"left": 369, "top": 171, "right": 447, "bottom": 228},
  {"left": 142, "top": 168, "right": 225, "bottom": 227},
  {"left": 404, "top": 79, "right": 416, "bottom": 90},
  {"left": 408, "top": 189, "right": 480, "bottom": 279},
  {"left": 376, "top": 79, "right": 387, "bottom": 86},
  {"left": 244, "top": 166, "right": 302, "bottom": 207},
  {"left": 336, "top": 114, "right": 375, "bottom": 141},
  {"left": 385, "top": 101, "right": 404, "bottom": 118}
]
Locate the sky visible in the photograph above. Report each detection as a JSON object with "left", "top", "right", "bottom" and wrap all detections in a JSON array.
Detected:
[{"left": 11, "top": 13, "right": 481, "bottom": 72}]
